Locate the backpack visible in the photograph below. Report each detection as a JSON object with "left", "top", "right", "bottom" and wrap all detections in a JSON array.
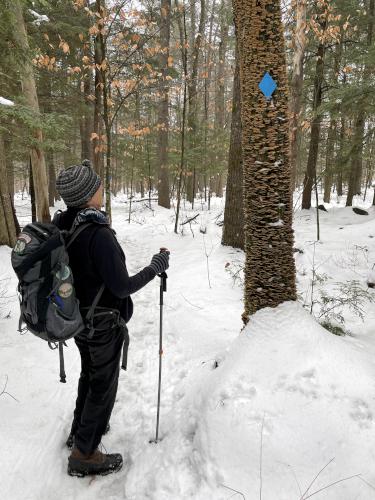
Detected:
[{"left": 11, "top": 222, "right": 104, "bottom": 383}]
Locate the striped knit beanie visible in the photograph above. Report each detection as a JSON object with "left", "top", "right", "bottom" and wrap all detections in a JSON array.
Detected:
[{"left": 56, "top": 160, "right": 101, "bottom": 207}]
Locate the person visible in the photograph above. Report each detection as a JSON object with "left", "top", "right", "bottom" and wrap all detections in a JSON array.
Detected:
[{"left": 53, "top": 160, "right": 169, "bottom": 477}]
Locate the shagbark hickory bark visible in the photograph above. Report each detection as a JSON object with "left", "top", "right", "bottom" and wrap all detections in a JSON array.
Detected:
[
  {"left": 12, "top": 0, "right": 50, "bottom": 223},
  {"left": 233, "top": 0, "right": 297, "bottom": 322}
]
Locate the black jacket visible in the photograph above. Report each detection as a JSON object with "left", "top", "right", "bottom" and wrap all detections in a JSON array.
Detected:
[{"left": 53, "top": 207, "right": 156, "bottom": 323}]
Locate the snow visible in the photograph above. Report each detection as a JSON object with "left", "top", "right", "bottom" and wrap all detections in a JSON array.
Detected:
[
  {"left": 29, "top": 9, "right": 49, "bottom": 25},
  {"left": 0, "top": 97, "right": 15, "bottom": 107},
  {"left": 1, "top": 190, "right": 375, "bottom": 499}
]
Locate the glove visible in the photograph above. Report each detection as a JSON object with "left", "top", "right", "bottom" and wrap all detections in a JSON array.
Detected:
[{"left": 149, "top": 251, "right": 169, "bottom": 275}]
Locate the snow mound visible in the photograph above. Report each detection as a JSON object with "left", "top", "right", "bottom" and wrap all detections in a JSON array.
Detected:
[
  {"left": 0, "top": 96, "right": 15, "bottom": 107},
  {"left": 184, "top": 302, "right": 375, "bottom": 499}
]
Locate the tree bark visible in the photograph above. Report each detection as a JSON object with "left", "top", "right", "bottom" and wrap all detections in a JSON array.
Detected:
[
  {"left": 12, "top": 0, "right": 50, "bottom": 222},
  {"left": 215, "top": 0, "right": 229, "bottom": 130},
  {"left": 222, "top": 44, "right": 244, "bottom": 250},
  {"left": 186, "top": 0, "right": 206, "bottom": 203},
  {"left": 289, "top": 0, "right": 307, "bottom": 189},
  {"left": 301, "top": 29, "right": 326, "bottom": 210},
  {"left": 346, "top": 114, "right": 365, "bottom": 206},
  {"left": 233, "top": 0, "right": 297, "bottom": 322},
  {"left": 0, "top": 135, "right": 17, "bottom": 247},
  {"left": 157, "top": 0, "right": 171, "bottom": 209},
  {"left": 346, "top": 0, "right": 374, "bottom": 206},
  {"left": 93, "top": 22, "right": 104, "bottom": 178},
  {"left": 323, "top": 118, "right": 337, "bottom": 203}
]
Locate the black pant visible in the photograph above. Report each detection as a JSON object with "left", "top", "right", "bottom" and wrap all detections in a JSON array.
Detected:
[{"left": 71, "top": 324, "right": 127, "bottom": 455}]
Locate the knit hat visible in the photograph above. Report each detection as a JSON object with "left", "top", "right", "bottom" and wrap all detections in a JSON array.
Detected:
[{"left": 56, "top": 160, "right": 101, "bottom": 207}]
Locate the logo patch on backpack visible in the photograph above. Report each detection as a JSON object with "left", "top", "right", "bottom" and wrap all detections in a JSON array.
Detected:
[
  {"left": 58, "top": 283, "right": 73, "bottom": 299},
  {"left": 14, "top": 233, "right": 32, "bottom": 254}
]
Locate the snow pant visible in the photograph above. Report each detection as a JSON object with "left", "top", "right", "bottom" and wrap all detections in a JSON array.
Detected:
[{"left": 71, "top": 322, "right": 129, "bottom": 456}]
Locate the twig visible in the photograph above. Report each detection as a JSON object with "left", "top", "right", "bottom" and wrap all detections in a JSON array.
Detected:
[
  {"left": 299, "top": 458, "right": 335, "bottom": 500},
  {"left": 221, "top": 484, "right": 246, "bottom": 500},
  {"left": 180, "top": 294, "right": 203, "bottom": 310},
  {"left": 302, "top": 474, "right": 361, "bottom": 499},
  {"left": 358, "top": 476, "right": 375, "bottom": 491},
  {"left": 0, "top": 375, "right": 19, "bottom": 402},
  {"left": 181, "top": 214, "right": 200, "bottom": 225},
  {"left": 203, "top": 234, "right": 213, "bottom": 289}
]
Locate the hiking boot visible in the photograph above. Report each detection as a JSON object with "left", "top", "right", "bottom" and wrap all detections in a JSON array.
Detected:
[
  {"left": 66, "top": 423, "right": 111, "bottom": 450},
  {"left": 67, "top": 447, "right": 123, "bottom": 477}
]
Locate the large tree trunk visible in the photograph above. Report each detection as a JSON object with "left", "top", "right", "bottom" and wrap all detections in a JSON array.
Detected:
[
  {"left": 289, "top": 0, "right": 307, "bottom": 189},
  {"left": 233, "top": 0, "right": 297, "bottom": 322},
  {"left": 301, "top": 30, "right": 326, "bottom": 210},
  {"left": 157, "top": 0, "right": 171, "bottom": 209},
  {"left": 96, "top": 0, "right": 112, "bottom": 221},
  {"left": 222, "top": 45, "right": 244, "bottom": 250},
  {"left": 12, "top": 0, "right": 50, "bottom": 222},
  {"left": 0, "top": 135, "right": 17, "bottom": 246}
]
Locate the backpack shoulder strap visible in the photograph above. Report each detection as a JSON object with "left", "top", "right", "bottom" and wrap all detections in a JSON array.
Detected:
[
  {"left": 65, "top": 222, "right": 94, "bottom": 249},
  {"left": 86, "top": 284, "right": 106, "bottom": 339}
]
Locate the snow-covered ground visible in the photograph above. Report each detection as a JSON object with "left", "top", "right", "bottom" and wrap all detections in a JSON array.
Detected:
[{"left": 1, "top": 190, "right": 375, "bottom": 500}]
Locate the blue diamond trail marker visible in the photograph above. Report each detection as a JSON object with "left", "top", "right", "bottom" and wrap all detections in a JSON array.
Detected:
[{"left": 258, "top": 72, "right": 277, "bottom": 99}]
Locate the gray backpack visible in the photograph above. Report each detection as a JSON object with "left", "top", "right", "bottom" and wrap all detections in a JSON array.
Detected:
[{"left": 11, "top": 222, "right": 104, "bottom": 382}]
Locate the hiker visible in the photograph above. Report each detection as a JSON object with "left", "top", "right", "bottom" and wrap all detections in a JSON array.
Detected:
[{"left": 52, "top": 160, "right": 169, "bottom": 477}]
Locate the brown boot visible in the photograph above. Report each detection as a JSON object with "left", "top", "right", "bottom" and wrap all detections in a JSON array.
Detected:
[{"left": 68, "top": 446, "right": 123, "bottom": 477}]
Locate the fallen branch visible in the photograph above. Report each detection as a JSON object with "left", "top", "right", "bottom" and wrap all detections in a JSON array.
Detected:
[
  {"left": 181, "top": 214, "right": 200, "bottom": 225},
  {"left": 0, "top": 375, "right": 19, "bottom": 402},
  {"left": 221, "top": 484, "right": 246, "bottom": 500},
  {"left": 121, "top": 197, "right": 158, "bottom": 204}
]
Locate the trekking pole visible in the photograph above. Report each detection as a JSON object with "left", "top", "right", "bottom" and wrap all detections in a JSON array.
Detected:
[{"left": 151, "top": 270, "right": 167, "bottom": 444}]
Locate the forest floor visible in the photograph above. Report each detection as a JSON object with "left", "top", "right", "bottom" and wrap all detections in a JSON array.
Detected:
[{"left": 1, "top": 191, "right": 375, "bottom": 500}]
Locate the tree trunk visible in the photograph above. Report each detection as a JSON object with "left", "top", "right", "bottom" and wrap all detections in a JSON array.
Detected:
[
  {"left": 233, "top": 0, "right": 297, "bottom": 322},
  {"left": 301, "top": 29, "right": 326, "bottom": 210},
  {"left": 186, "top": 0, "right": 206, "bottom": 203},
  {"left": 215, "top": 0, "right": 228, "bottom": 130},
  {"left": 346, "top": 0, "right": 374, "bottom": 206},
  {"left": 81, "top": 38, "right": 93, "bottom": 162},
  {"left": 0, "top": 135, "right": 17, "bottom": 246},
  {"left": 93, "top": 25, "right": 104, "bottom": 177},
  {"left": 222, "top": 45, "right": 244, "bottom": 250},
  {"left": 12, "top": 0, "right": 50, "bottom": 222},
  {"left": 289, "top": 0, "right": 307, "bottom": 189},
  {"left": 157, "top": 0, "right": 171, "bottom": 209},
  {"left": 346, "top": 114, "right": 365, "bottom": 206},
  {"left": 46, "top": 152, "right": 57, "bottom": 207},
  {"left": 323, "top": 118, "right": 336, "bottom": 203},
  {"left": 174, "top": 0, "right": 188, "bottom": 233},
  {"left": 29, "top": 158, "right": 37, "bottom": 223}
]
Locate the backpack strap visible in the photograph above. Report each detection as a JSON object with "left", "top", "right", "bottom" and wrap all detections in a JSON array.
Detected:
[
  {"left": 65, "top": 222, "right": 94, "bottom": 249},
  {"left": 58, "top": 342, "right": 66, "bottom": 383},
  {"left": 86, "top": 284, "right": 106, "bottom": 339},
  {"left": 65, "top": 221, "right": 106, "bottom": 339}
]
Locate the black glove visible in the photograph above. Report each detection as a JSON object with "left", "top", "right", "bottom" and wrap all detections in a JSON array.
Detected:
[{"left": 149, "top": 252, "right": 169, "bottom": 275}]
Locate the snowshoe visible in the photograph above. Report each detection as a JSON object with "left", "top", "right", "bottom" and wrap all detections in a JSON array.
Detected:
[
  {"left": 67, "top": 447, "right": 123, "bottom": 477},
  {"left": 66, "top": 423, "right": 110, "bottom": 450}
]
